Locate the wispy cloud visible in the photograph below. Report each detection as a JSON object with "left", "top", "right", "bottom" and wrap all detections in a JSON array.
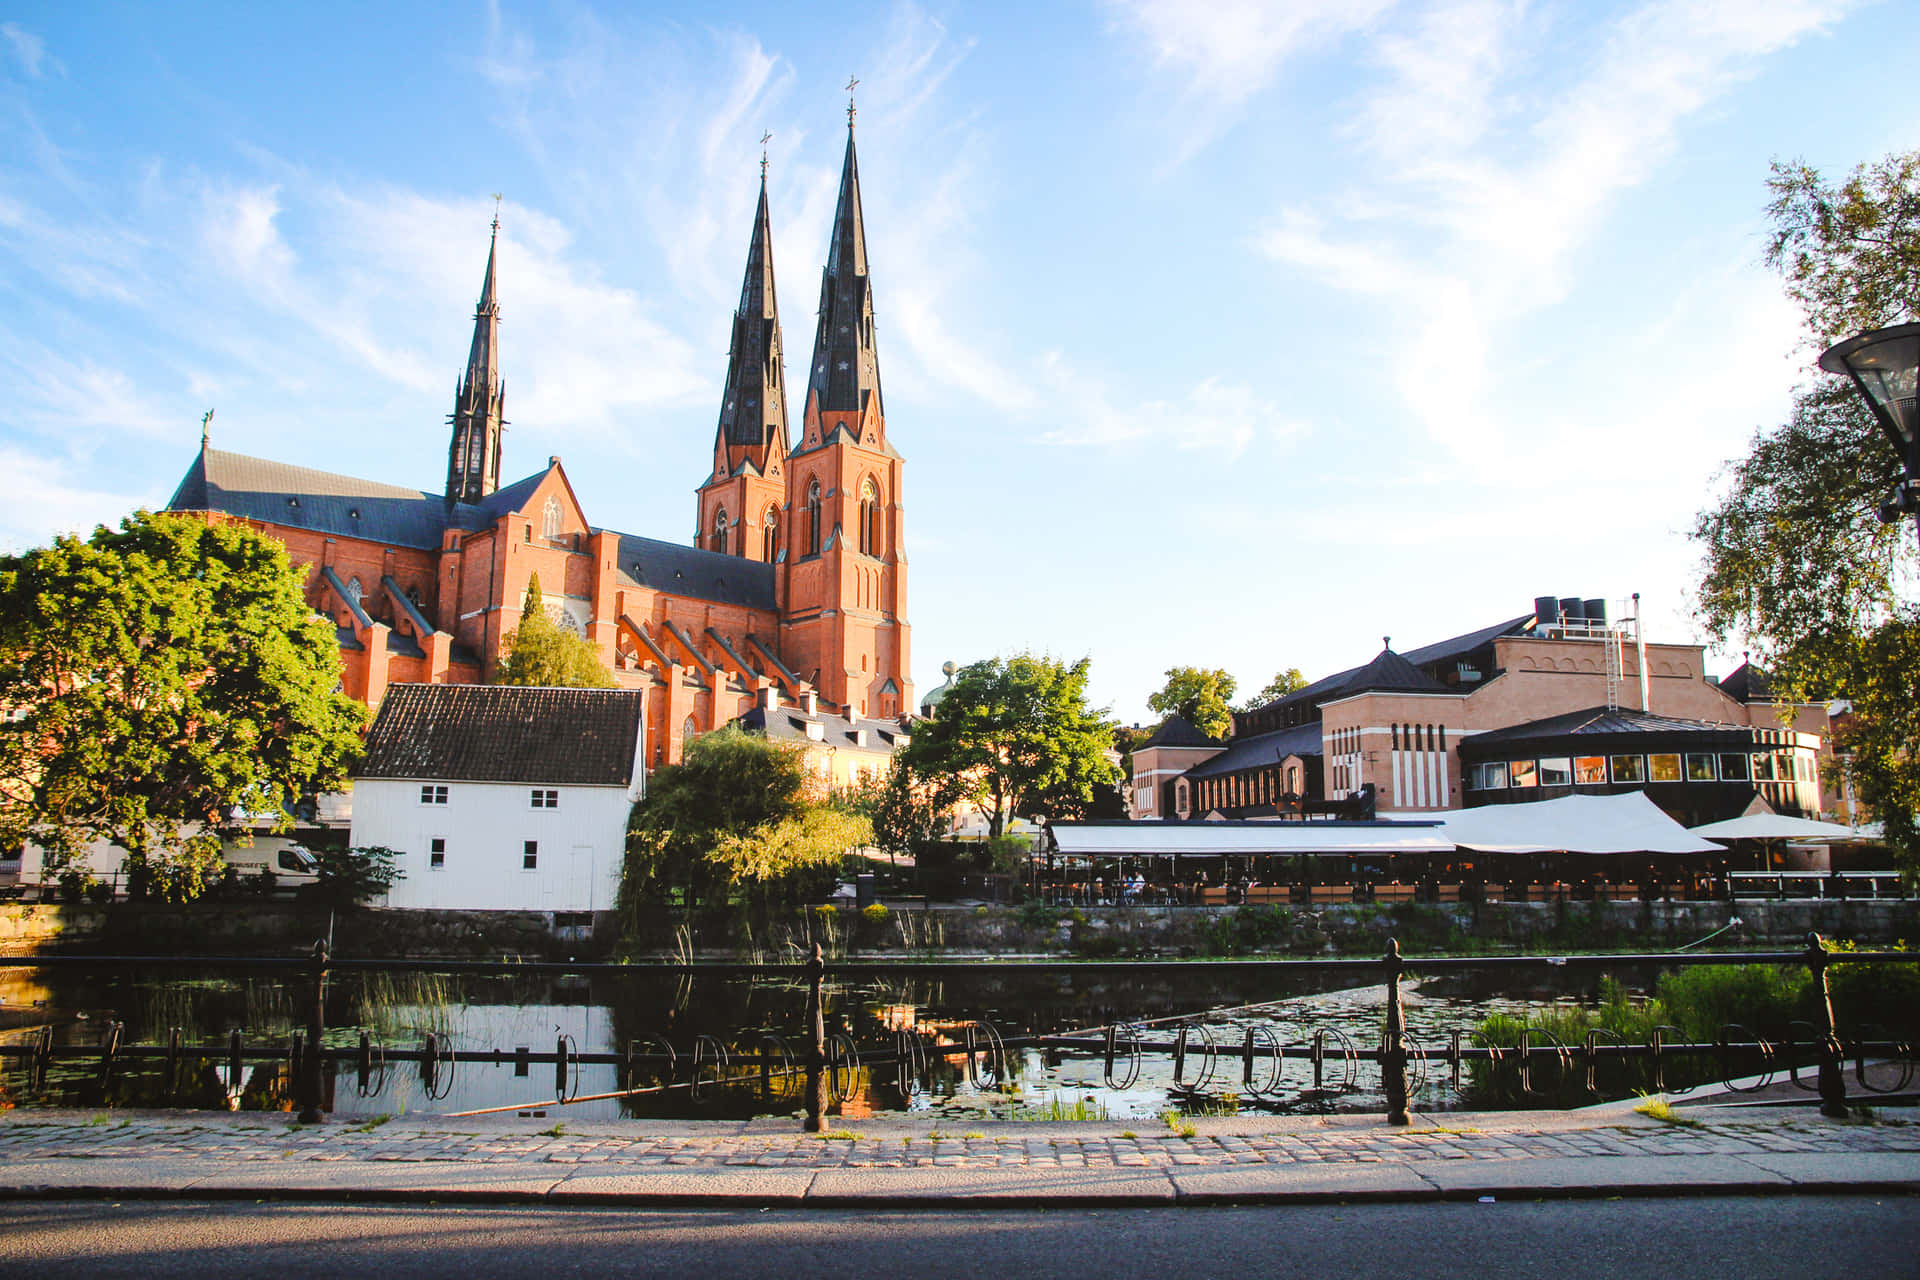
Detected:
[
  {"left": 0, "top": 22, "right": 60, "bottom": 79},
  {"left": 1038, "top": 353, "right": 1305, "bottom": 455}
]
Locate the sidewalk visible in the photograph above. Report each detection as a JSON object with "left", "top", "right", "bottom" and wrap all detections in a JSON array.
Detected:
[{"left": 3, "top": 1102, "right": 1917, "bottom": 1207}]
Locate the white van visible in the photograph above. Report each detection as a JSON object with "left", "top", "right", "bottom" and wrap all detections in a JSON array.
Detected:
[{"left": 221, "top": 838, "right": 322, "bottom": 885}]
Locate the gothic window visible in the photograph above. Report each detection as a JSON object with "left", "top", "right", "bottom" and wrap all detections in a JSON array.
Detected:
[
  {"left": 763, "top": 506, "right": 780, "bottom": 562},
  {"left": 805, "top": 480, "right": 822, "bottom": 555},
  {"left": 859, "top": 478, "right": 880, "bottom": 556},
  {"left": 345, "top": 576, "right": 363, "bottom": 608},
  {"left": 542, "top": 496, "right": 562, "bottom": 541},
  {"left": 712, "top": 506, "right": 729, "bottom": 556},
  {"left": 681, "top": 714, "right": 697, "bottom": 744}
]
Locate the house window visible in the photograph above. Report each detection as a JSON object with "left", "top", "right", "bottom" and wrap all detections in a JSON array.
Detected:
[
  {"left": 805, "top": 480, "right": 822, "bottom": 555},
  {"left": 420, "top": 785, "right": 449, "bottom": 806},
  {"left": 1574, "top": 756, "right": 1607, "bottom": 785},
  {"left": 1686, "top": 753, "right": 1718, "bottom": 782},
  {"left": 1649, "top": 754, "right": 1682, "bottom": 783},
  {"left": 1610, "top": 754, "right": 1647, "bottom": 784},
  {"left": 530, "top": 789, "right": 558, "bottom": 810},
  {"left": 429, "top": 837, "right": 446, "bottom": 869},
  {"left": 1719, "top": 753, "right": 1751, "bottom": 781},
  {"left": 1538, "top": 757, "right": 1572, "bottom": 787},
  {"left": 1480, "top": 761, "right": 1509, "bottom": 789},
  {"left": 712, "top": 506, "right": 729, "bottom": 555},
  {"left": 523, "top": 840, "right": 538, "bottom": 870},
  {"left": 1751, "top": 753, "right": 1776, "bottom": 781},
  {"left": 543, "top": 496, "right": 563, "bottom": 541},
  {"left": 1509, "top": 759, "right": 1537, "bottom": 788}
]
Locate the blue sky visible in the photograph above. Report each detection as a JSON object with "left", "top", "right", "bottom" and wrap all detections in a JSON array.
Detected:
[{"left": 1, "top": 1, "right": 1912, "bottom": 722}]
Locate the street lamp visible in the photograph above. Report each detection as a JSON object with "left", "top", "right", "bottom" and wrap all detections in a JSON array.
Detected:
[{"left": 1818, "top": 322, "right": 1920, "bottom": 544}]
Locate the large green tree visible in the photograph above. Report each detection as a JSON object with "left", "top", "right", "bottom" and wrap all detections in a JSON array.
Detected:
[
  {"left": 1145, "top": 666, "right": 1236, "bottom": 738},
  {"left": 494, "top": 573, "right": 617, "bottom": 688},
  {"left": 621, "top": 726, "right": 871, "bottom": 911},
  {"left": 901, "top": 653, "right": 1120, "bottom": 838},
  {"left": 1692, "top": 151, "right": 1920, "bottom": 865},
  {"left": 1239, "top": 667, "right": 1307, "bottom": 711},
  {"left": 0, "top": 512, "right": 367, "bottom": 899}
]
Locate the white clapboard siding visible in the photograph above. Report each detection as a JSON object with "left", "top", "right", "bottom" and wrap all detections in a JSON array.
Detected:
[{"left": 352, "top": 779, "right": 630, "bottom": 911}]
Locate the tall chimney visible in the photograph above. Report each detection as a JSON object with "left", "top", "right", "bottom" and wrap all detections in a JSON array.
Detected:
[{"left": 1634, "top": 591, "right": 1651, "bottom": 713}]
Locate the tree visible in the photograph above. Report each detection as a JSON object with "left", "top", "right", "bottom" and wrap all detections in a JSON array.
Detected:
[
  {"left": 621, "top": 726, "right": 871, "bottom": 911},
  {"left": 1691, "top": 151, "right": 1920, "bottom": 866},
  {"left": 900, "top": 653, "right": 1120, "bottom": 838},
  {"left": 0, "top": 512, "right": 368, "bottom": 899},
  {"left": 303, "top": 845, "right": 405, "bottom": 907},
  {"left": 1145, "top": 666, "right": 1236, "bottom": 739},
  {"left": 864, "top": 756, "right": 945, "bottom": 866},
  {"left": 494, "top": 574, "right": 616, "bottom": 688},
  {"left": 1240, "top": 667, "right": 1307, "bottom": 711}
]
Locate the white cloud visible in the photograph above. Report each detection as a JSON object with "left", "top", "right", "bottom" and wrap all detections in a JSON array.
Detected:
[
  {"left": 1038, "top": 353, "right": 1305, "bottom": 455},
  {"left": 1, "top": 22, "right": 59, "bottom": 79},
  {"left": 0, "top": 448, "right": 152, "bottom": 553}
]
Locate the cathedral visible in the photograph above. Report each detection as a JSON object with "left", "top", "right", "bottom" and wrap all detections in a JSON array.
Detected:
[{"left": 164, "top": 118, "right": 913, "bottom": 777}]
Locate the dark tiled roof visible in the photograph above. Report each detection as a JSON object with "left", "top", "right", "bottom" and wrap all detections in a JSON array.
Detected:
[
  {"left": 1139, "top": 714, "right": 1218, "bottom": 749},
  {"left": 1337, "top": 646, "right": 1450, "bottom": 696},
  {"left": 607, "top": 531, "right": 777, "bottom": 610},
  {"left": 356, "top": 684, "right": 644, "bottom": 785},
  {"left": 1184, "top": 720, "right": 1322, "bottom": 778},
  {"left": 1248, "top": 614, "right": 1533, "bottom": 718},
  {"left": 170, "top": 448, "right": 457, "bottom": 550},
  {"left": 1717, "top": 662, "right": 1776, "bottom": 702},
  {"left": 1463, "top": 705, "right": 1749, "bottom": 748}
]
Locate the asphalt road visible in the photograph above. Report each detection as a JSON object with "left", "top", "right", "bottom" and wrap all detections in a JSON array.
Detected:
[{"left": 2, "top": 1196, "right": 1917, "bottom": 1278}]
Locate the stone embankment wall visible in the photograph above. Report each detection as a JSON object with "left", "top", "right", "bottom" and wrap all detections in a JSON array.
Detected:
[{"left": 5, "top": 898, "right": 1913, "bottom": 960}]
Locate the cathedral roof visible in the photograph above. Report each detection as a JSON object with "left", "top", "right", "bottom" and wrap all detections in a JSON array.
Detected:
[
  {"left": 806, "top": 127, "right": 884, "bottom": 418},
  {"left": 715, "top": 175, "right": 788, "bottom": 454},
  {"left": 168, "top": 448, "right": 454, "bottom": 550},
  {"left": 604, "top": 530, "right": 776, "bottom": 611}
]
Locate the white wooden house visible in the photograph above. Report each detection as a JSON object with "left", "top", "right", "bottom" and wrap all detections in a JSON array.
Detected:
[{"left": 350, "top": 684, "right": 645, "bottom": 912}]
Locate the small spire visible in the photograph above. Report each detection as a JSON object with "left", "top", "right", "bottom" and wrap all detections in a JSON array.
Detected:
[
  {"left": 845, "top": 75, "right": 859, "bottom": 129},
  {"left": 760, "top": 130, "right": 772, "bottom": 182},
  {"left": 199, "top": 407, "right": 214, "bottom": 451},
  {"left": 1383, "top": 636, "right": 1391, "bottom": 651}
]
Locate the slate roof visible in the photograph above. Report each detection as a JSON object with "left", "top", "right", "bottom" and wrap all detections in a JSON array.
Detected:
[
  {"left": 733, "top": 705, "right": 909, "bottom": 753},
  {"left": 1183, "top": 720, "right": 1323, "bottom": 779},
  {"left": 607, "top": 531, "right": 777, "bottom": 611},
  {"left": 169, "top": 448, "right": 456, "bottom": 550},
  {"left": 1461, "top": 706, "right": 1752, "bottom": 750},
  {"left": 1138, "top": 714, "right": 1218, "bottom": 749},
  {"left": 1336, "top": 646, "right": 1450, "bottom": 697},
  {"left": 355, "top": 684, "right": 644, "bottom": 786},
  {"left": 1716, "top": 662, "right": 1777, "bottom": 703},
  {"left": 1243, "top": 614, "right": 1533, "bottom": 719}
]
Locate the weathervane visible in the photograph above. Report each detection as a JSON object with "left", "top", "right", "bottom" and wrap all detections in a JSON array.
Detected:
[
  {"left": 490, "top": 192, "right": 503, "bottom": 233},
  {"left": 845, "top": 75, "right": 859, "bottom": 128},
  {"left": 200, "top": 407, "right": 214, "bottom": 450},
  {"left": 760, "top": 130, "right": 772, "bottom": 180}
]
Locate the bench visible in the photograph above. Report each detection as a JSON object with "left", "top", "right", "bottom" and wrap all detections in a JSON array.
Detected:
[
  {"left": 1243, "top": 886, "right": 1291, "bottom": 905},
  {"left": 1308, "top": 885, "right": 1350, "bottom": 905},
  {"left": 1199, "top": 886, "right": 1231, "bottom": 906},
  {"left": 1372, "top": 884, "right": 1417, "bottom": 904}
]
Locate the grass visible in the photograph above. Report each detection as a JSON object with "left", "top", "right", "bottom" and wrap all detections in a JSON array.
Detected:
[
  {"left": 1632, "top": 1095, "right": 1699, "bottom": 1128},
  {"left": 1014, "top": 1096, "right": 1111, "bottom": 1123},
  {"left": 810, "top": 1129, "right": 863, "bottom": 1140},
  {"left": 346, "top": 1114, "right": 392, "bottom": 1133},
  {"left": 1161, "top": 1110, "right": 1196, "bottom": 1139},
  {"left": 538, "top": 1123, "right": 568, "bottom": 1137}
]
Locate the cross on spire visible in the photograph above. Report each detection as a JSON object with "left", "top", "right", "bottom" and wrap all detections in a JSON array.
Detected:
[
  {"left": 845, "top": 75, "right": 859, "bottom": 128},
  {"left": 490, "top": 193, "right": 502, "bottom": 233},
  {"left": 760, "top": 130, "right": 772, "bottom": 180}
]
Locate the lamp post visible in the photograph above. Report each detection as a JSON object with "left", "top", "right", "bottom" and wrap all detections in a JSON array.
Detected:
[{"left": 1819, "top": 322, "right": 1920, "bottom": 550}]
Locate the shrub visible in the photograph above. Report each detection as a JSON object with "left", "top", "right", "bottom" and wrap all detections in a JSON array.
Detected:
[{"left": 861, "top": 902, "right": 890, "bottom": 924}]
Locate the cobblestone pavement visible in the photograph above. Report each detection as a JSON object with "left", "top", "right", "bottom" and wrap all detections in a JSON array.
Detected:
[{"left": 2, "top": 1109, "right": 1916, "bottom": 1170}]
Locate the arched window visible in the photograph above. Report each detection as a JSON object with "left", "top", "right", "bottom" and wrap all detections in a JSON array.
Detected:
[
  {"left": 805, "top": 480, "right": 822, "bottom": 555},
  {"left": 859, "top": 478, "right": 880, "bottom": 556},
  {"left": 712, "top": 506, "right": 729, "bottom": 556},
  {"left": 763, "top": 506, "right": 780, "bottom": 562},
  {"left": 681, "top": 715, "right": 696, "bottom": 744},
  {"left": 345, "top": 576, "right": 363, "bottom": 607},
  {"left": 542, "top": 496, "right": 562, "bottom": 541}
]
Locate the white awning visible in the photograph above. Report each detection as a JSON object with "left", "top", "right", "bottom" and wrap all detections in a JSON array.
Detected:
[
  {"left": 1435, "top": 791, "right": 1719, "bottom": 855},
  {"left": 1050, "top": 822, "right": 1454, "bottom": 858},
  {"left": 1687, "top": 814, "right": 1870, "bottom": 842}
]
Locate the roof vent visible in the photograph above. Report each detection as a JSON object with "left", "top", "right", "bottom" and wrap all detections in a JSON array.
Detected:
[
  {"left": 348, "top": 508, "right": 360, "bottom": 519},
  {"left": 288, "top": 497, "right": 299, "bottom": 509}
]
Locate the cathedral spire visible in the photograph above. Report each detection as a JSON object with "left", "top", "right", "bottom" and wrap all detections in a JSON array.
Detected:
[
  {"left": 714, "top": 161, "right": 788, "bottom": 461},
  {"left": 806, "top": 120, "right": 883, "bottom": 421},
  {"left": 447, "top": 208, "right": 507, "bottom": 504}
]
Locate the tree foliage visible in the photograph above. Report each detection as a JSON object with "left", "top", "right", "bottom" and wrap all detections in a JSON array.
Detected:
[
  {"left": 621, "top": 726, "right": 871, "bottom": 911},
  {"left": 900, "top": 653, "right": 1120, "bottom": 838},
  {"left": 304, "top": 844, "right": 405, "bottom": 906},
  {"left": 494, "top": 574, "right": 616, "bottom": 688},
  {"left": 0, "top": 512, "right": 367, "bottom": 898},
  {"left": 1240, "top": 667, "right": 1307, "bottom": 711},
  {"left": 1692, "top": 150, "right": 1920, "bottom": 865},
  {"left": 1145, "top": 666, "right": 1236, "bottom": 739}
]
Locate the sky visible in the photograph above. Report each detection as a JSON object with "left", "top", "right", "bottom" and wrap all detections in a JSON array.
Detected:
[{"left": 1, "top": 1, "right": 1914, "bottom": 723}]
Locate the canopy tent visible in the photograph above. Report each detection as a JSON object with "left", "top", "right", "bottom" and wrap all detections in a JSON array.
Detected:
[
  {"left": 1434, "top": 791, "right": 1719, "bottom": 855},
  {"left": 1687, "top": 815, "right": 1868, "bottom": 842},
  {"left": 1049, "top": 821, "right": 1453, "bottom": 858}
]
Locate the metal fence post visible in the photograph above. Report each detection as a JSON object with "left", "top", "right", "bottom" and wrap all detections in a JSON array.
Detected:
[
  {"left": 1806, "top": 931, "right": 1850, "bottom": 1119},
  {"left": 1382, "top": 937, "right": 1410, "bottom": 1125},
  {"left": 297, "top": 940, "right": 328, "bottom": 1124},
  {"left": 804, "top": 943, "right": 828, "bottom": 1132}
]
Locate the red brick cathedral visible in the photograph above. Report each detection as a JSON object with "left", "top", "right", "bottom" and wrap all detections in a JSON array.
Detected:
[{"left": 166, "top": 121, "right": 912, "bottom": 768}]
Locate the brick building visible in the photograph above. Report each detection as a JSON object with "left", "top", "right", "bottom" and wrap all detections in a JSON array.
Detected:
[
  {"left": 165, "top": 121, "right": 911, "bottom": 780},
  {"left": 1131, "top": 596, "right": 1836, "bottom": 828}
]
